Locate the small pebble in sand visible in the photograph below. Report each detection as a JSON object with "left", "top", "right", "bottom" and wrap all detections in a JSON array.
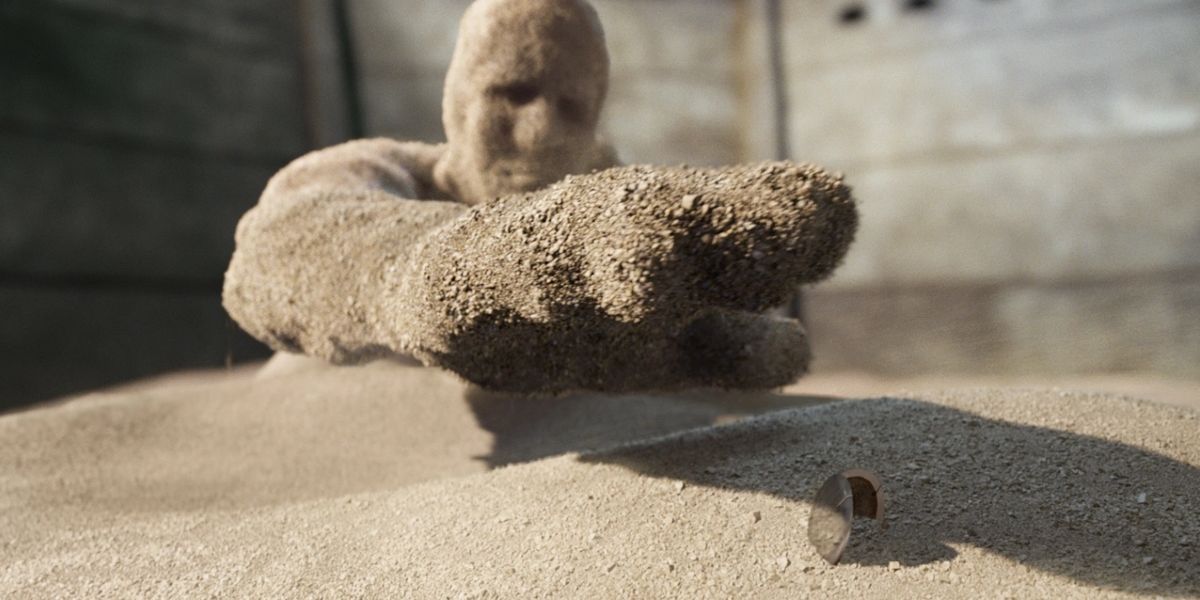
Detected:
[
  {"left": 1136, "top": 492, "right": 1148, "bottom": 504},
  {"left": 888, "top": 561, "right": 901, "bottom": 571},
  {"left": 680, "top": 194, "right": 698, "bottom": 210},
  {"left": 750, "top": 511, "right": 762, "bottom": 523},
  {"left": 674, "top": 481, "right": 686, "bottom": 492},
  {"left": 776, "top": 556, "right": 790, "bottom": 570}
]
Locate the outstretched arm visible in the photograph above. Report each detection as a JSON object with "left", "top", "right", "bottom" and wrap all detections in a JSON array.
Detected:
[
  {"left": 226, "top": 143, "right": 856, "bottom": 393},
  {"left": 223, "top": 138, "right": 468, "bottom": 364}
]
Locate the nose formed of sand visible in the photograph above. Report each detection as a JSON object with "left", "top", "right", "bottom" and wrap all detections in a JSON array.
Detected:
[{"left": 808, "top": 468, "right": 886, "bottom": 565}]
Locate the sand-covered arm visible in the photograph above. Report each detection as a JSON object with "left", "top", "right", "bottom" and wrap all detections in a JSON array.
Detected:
[
  {"left": 227, "top": 149, "right": 856, "bottom": 392},
  {"left": 223, "top": 138, "right": 468, "bottom": 363}
]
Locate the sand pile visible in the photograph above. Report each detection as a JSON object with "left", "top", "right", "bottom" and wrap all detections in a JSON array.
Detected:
[{"left": 2, "top": 360, "right": 1197, "bottom": 598}]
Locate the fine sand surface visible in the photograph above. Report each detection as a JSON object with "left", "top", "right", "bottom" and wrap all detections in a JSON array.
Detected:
[{"left": 2, "top": 357, "right": 1198, "bottom": 598}]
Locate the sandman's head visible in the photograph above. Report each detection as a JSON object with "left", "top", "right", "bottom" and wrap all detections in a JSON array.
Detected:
[{"left": 434, "top": 0, "right": 610, "bottom": 204}]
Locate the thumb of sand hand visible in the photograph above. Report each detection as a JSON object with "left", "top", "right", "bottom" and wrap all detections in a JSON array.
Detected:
[{"left": 394, "top": 162, "right": 858, "bottom": 393}]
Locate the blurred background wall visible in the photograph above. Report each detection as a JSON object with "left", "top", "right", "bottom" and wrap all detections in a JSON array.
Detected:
[
  {"left": 0, "top": 1, "right": 306, "bottom": 407},
  {"left": 2, "top": 0, "right": 1198, "bottom": 409}
]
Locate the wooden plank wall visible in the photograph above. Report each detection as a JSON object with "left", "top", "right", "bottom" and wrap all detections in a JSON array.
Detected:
[{"left": 0, "top": 0, "right": 318, "bottom": 406}]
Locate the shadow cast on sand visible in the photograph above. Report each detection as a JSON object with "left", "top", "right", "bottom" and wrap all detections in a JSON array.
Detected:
[
  {"left": 465, "top": 386, "right": 836, "bottom": 467},
  {"left": 467, "top": 389, "right": 1199, "bottom": 596}
]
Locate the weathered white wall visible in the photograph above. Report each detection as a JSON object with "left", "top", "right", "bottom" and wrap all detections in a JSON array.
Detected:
[{"left": 783, "top": 0, "right": 1200, "bottom": 289}]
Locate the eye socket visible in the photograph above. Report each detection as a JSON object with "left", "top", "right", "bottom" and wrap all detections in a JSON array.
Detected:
[
  {"left": 557, "top": 96, "right": 586, "bottom": 123},
  {"left": 491, "top": 83, "right": 539, "bottom": 106}
]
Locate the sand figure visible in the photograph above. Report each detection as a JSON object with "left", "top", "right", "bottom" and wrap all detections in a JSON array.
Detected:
[{"left": 223, "top": 0, "right": 858, "bottom": 393}]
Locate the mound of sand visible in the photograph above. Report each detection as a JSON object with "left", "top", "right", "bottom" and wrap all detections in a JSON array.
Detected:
[{"left": 2, "top": 359, "right": 1197, "bottom": 598}]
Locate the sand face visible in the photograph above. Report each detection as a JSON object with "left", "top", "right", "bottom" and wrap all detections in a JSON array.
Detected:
[
  {"left": 435, "top": 0, "right": 614, "bottom": 204},
  {"left": 1, "top": 363, "right": 1197, "bottom": 598}
]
